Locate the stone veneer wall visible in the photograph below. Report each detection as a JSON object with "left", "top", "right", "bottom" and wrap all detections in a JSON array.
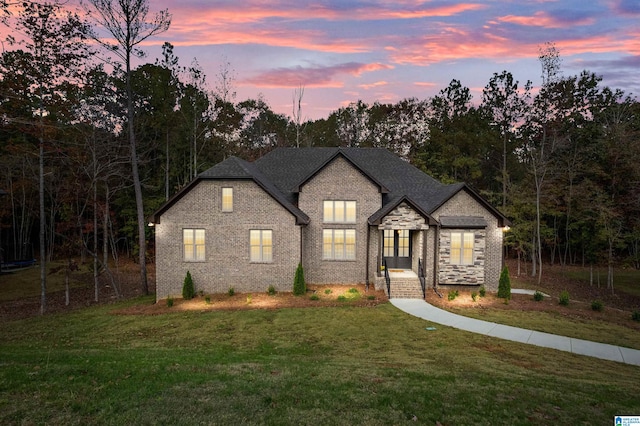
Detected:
[
  {"left": 298, "top": 156, "right": 381, "bottom": 284},
  {"left": 432, "top": 190, "right": 503, "bottom": 291},
  {"left": 155, "top": 180, "right": 301, "bottom": 300},
  {"left": 438, "top": 230, "right": 485, "bottom": 284}
]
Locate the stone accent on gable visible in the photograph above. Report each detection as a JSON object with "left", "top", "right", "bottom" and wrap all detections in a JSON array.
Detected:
[
  {"left": 432, "top": 190, "right": 503, "bottom": 291},
  {"left": 378, "top": 202, "right": 429, "bottom": 230},
  {"left": 155, "top": 179, "right": 301, "bottom": 300},
  {"left": 298, "top": 156, "right": 381, "bottom": 285},
  {"left": 438, "top": 230, "right": 485, "bottom": 285}
]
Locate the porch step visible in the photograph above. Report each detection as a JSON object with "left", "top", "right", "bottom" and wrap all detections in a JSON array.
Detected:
[{"left": 388, "top": 278, "right": 424, "bottom": 299}]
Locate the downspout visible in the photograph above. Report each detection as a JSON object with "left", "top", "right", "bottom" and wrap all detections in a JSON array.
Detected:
[
  {"left": 365, "top": 224, "right": 370, "bottom": 290},
  {"left": 300, "top": 226, "right": 304, "bottom": 269},
  {"left": 433, "top": 223, "right": 443, "bottom": 298}
]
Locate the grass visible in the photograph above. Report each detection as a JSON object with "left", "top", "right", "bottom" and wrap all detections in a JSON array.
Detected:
[
  {"left": 0, "top": 297, "right": 639, "bottom": 424},
  {"left": 443, "top": 300, "right": 640, "bottom": 350},
  {"left": 0, "top": 261, "right": 88, "bottom": 302}
]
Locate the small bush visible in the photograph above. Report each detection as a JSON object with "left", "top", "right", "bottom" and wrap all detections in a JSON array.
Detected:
[
  {"left": 533, "top": 291, "right": 544, "bottom": 302},
  {"left": 559, "top": 290, "right": 570, "bottom": 306},
  {"left": 337, "top": 295, "right": 347, "bottom": 302},
  {"left": 228, "top": 287, "right": 235, "bottom": 297},
  {"left": 479, "top": 286, "right": 486, "bottom": 297},
  {"left": 591, "top": 300, "right": 604, "bottom": 312},
  {"left": 267, "top": 285, "right": 277, "bottom": 296},
  {"left": 324, "top": 289, "right": 332, "bottom": 295},
  {"left": 497, "top": 266, "right": 511, "bottom": 300},
  {"left": 182, "top": 271, "right": 195, "bottom": 300},
  {"left": 166, "top": 297, "right": 174, "bottom": 307},
  {"left": 632, "top": 311, "right": 640, "bottom": 322},
  {"left": 293, "top": 263, "right": 306, "bottom": 296},
  {"left": 447, "top": 290, "right": 459, "bottom": 301},
  {"left": 348, "top": 288, "right": 359, "bottom": 294},
  {"left": 471, "top": 292, "right": 478, "bottom": 302},
  {"left": 367, "top": 295, "right": 376, "bottom": 300},
  {"left": 204, "top": 295, "right": 211, "bottom": 304},
  {"left": 310, "top": 294, "right": 319, "bottom": 301},
  {"left": 246, "top": 294, "right": 252, "bottom": 304}
]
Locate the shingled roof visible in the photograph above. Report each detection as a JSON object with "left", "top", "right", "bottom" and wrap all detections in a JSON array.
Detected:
[{"left": 151, "top": 148, "right": 508, "bottom": 227}]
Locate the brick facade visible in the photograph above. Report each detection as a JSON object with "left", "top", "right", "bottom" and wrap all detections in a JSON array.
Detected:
[
  {"left": 153, "top": 149, "right": 506, "bottom": 300},
  {"left": 298, "top": 156, "right": 381, "bottom": 285},
  {"left": 155, "top": 180, "right": 301, "bottom": 299}
]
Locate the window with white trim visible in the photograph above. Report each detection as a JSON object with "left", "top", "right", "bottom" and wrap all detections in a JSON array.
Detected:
[
  {"left": 323, "top": 200, "right": 356, "bottom": 223},
  {"left": 183, "top": 228, "right": 205, "bottom": 261},
  {"left": 450, "top": 232, "right": 474, "bottom": 265},
  {"left": 323, "top": 229, "right": 356, "bottom": 260},
  {"left": 222, "top": 187, "right": 233, "bottom": 212},
  {"left": 250, "top": 229, "right": 273, "bottom": 262}
]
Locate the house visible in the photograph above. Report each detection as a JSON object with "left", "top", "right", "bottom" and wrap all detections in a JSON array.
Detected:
[{"left": 150, "top": 147, "right": 509, "bottom": 301}]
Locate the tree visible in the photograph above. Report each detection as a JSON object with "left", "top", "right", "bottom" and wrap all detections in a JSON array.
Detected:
[
  {"left": 84, "top": 0, "right": 171, "bottom": 295},
  {"left": 482, "top": 71, "right": 531, "bottom": 209},
  {"left": 4, "top": 1, "right": 90, "bottom": 314}
]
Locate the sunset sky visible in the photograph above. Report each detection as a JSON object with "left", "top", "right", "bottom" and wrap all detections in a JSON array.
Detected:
[{"left": 83, "top": 1, "right": 640, "bottom": 119}]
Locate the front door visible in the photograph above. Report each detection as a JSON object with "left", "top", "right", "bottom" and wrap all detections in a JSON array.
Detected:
[{"left": 383, "top": 229, "right": 411, "bottom": 269}]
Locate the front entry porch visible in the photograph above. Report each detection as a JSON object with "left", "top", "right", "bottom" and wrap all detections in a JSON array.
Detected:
[{"left": 380, "top": 265, "right": 425, "bottom": 299}]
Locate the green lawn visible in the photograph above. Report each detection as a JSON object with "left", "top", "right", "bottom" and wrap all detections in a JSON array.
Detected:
[{"left": 1, "top": 297, "right": 639, "bottom": 425}]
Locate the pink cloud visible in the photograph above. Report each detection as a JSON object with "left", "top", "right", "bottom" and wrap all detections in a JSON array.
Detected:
[
  {"left": 242, "top": 62, "right": 393, "bottom": 88},
  {"left": 497, "top": 11, "right": 595, "bottom": 28},
  {"left": 359, "top": 81, "right": 389, "bottom": 90}
]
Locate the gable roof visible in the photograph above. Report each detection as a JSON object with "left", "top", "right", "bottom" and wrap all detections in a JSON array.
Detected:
[
  {"left": 151, "top": 148, "right": 509, "bottom": 228},
  {"left": 150, "top": 156, "right": 309, "bottom": 225}
]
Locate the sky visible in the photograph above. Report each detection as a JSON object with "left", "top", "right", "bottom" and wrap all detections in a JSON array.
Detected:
[{"left": 74, "top": 0, "right": 640, "bottom": 120}]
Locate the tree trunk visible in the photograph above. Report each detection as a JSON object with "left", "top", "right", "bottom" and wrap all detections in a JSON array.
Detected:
[{"left": 39, "top": 138, "right": 47, "bottom": 315}]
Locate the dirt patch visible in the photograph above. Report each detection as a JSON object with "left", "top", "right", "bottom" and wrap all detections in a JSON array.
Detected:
[{"left": 112, "top": 284, "right": 387, "bottom": 315}]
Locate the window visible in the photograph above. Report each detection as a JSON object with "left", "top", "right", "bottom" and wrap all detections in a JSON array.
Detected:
[
  {"left": 222, "top": 187, "right": 233, "bottom": 212},
  {"left": 323, "top": 200, "right": 356, "bottom": 223},
  {"left": 323, "top": 229, "right": 356, "bottom": 260},
  {"left": 450, "top": 232, "right": 474, "bottom": 265},
  {"left": 183, "top": 229, "right": 205, "bottom": 261},
  {"left": 250, "top": 230, "right": 272, "bottom": 262}
]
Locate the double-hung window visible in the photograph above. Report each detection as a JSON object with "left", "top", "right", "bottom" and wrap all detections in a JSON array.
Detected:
[
  {"left": 222, "top": 187, "right": 233, "bottom": 212},
  {"left": 183, "top": 228, "right": 205, "bottom": 261},
  {"left": 323, "top": 229, "right": 356, "bottom": 260},
  {"left": 250, "top": 230, "right": 273, "bottom": 262},
  {"left": 450, "top": 232, "right": 474, "bottom": 265},
  {"left": 323, "top": 200, "right": 356, "bottom": 223}
]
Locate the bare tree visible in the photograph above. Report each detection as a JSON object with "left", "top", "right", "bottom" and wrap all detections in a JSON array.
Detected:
[
  {"left": 83, "top": 0, "right": 171, "bottom": 295},
  {"left": 292, "top": 85, "right": 305, "bottom": 147}
]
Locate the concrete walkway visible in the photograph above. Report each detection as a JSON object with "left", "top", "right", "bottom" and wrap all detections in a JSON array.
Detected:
[{"left": 391, "top": 298, "right": 640, "bottom": 367}]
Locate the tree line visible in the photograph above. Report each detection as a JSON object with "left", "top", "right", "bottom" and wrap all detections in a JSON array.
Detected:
[{"left": 1, "top": 2, "right": 638, "bottom": 312}]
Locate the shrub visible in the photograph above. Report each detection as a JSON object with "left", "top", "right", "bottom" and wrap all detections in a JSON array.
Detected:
[
  {"left": 497, "top": 266, "right": 511, "bottom": 300},
  {"left": 591, "top": 300, "right": 604, "bottom": 312},
  {"left": 632, "top": 311, "right": 640, "bottom": 322},
  {"left": 267, "top": 285, "right": 277, "bottom": 296},
  {"left": 310, "top": 294, "right": 319, "bottom": 301},
  {"left": 204, "top": 295, "right": 211, "bottom": 304},
  {"left": 533, "top": 291, "right": 544, "bottom": 302},
  {"left": 348, "top": 288, "right": 359, "bottom": 294},
  {"left": 471, "top": 292, "right": 478, "bottom": 302},
  {"left": 337, "top": 295, "right": 347, "bottom": 302},
  {"left": 293, "top": 263, "right": 306, "bottom": 296},
  {"left": 166, "top": 297, "right": 174, "bottom": 307},
  {"left": 228, "top": 287, "right": 235, "bottom": 297},
  {"left": 367, "top": 295, "right": 376, "bottom": 300},
  {"left": 324, "top": 289, "right": 332, "bottom": 295},
  {"left": 182, "top": 271, "right": 195, "bottom": 300},
  {"left": 479, "top": 285, "right": 486, "bottom": 297},
  {"left": 559, "top": 290, "right": 570, "bottom": 306},
  {"left": 246, "top": 294, "right": 252, "bottom": 304},
  {"left": 447, "top": 290, "right": 459, "bottom": 301}
]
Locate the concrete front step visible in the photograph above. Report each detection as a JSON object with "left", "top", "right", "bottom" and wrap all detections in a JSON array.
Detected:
[{"left": 388, "top": 278, "right": 424, "bottom": 299}]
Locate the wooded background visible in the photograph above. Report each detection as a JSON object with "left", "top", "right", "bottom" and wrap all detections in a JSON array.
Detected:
[{"left": 1, "top": 2, "right": 638, "bottom": 309}]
